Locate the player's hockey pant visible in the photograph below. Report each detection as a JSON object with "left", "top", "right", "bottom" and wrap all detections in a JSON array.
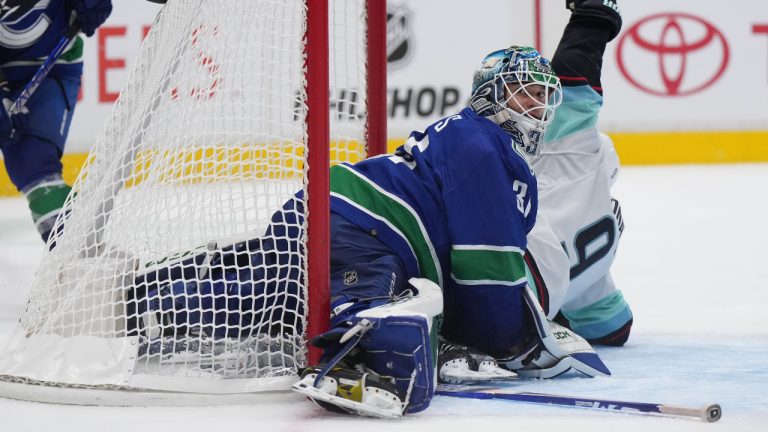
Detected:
[
  {"left": 326, "top": 211, "right": 410, "bottom": 329},
  {"left": 127, "top": 194, "right": 307, "bottom": 339},
  {"left": 1, "top": 76, "right": 80, "bottom": 191}
]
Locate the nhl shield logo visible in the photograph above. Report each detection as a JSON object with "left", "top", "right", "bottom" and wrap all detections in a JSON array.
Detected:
[
  {"left": 386, "top": 3, "right": 413, "bottom": 69},
  {"left": 343, "top": 270, "right": 358, "bottom": 286}
]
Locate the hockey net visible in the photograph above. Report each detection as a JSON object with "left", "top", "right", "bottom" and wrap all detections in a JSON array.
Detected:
[{"left": 0, "top": 0, "right": 384, "bottom": 403}]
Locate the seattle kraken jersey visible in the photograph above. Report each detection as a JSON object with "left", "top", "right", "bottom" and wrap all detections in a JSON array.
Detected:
[
  {"left": 524, "top": 13, "right": 633, "bottom": 344},
  {"left": 532, "top": 88, "right": 631, "bottom": 342},
  {"left": 330, "top": 106, "right": 537, "bottom": 356},
  {"left": 0, "top": 0, "right": 84, "bottom": 81}
]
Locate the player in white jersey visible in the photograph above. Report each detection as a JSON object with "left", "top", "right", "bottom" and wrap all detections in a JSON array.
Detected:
[{"left": 524, "top": 0, "right": 632, "bottom": 346}]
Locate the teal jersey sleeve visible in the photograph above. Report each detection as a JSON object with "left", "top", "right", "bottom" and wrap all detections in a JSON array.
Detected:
[{"left": 544, "top": 85, "right": 603, "bottom": 143}]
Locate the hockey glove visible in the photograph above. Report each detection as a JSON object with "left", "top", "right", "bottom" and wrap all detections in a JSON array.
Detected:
[
  {"left": 70, "top": 0, "right": 113, "bottom": 37},
  {"left": 0, "top": 80, "right": 30, "bottom": 147},
  {"left": 566, "top": 0, "right": 622, "bottom": 41}
]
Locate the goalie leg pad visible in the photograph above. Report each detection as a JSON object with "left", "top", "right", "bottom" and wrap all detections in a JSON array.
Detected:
[
  {"left": 525, "top": 287, "right": 610, "bottom": 377},
  {"left": 138, "top": 276, "right": 301, "bottom": 340},
  {"left": 354, "top": 295, "right": 439, "bottom": 413},
  {"left": 513, "top": 352, "right": 573, "bottom": 379},
  {"left": 356, "top": 278, "right": 442, "bottom": 412},
  {"left": 292, "top": 314, "right": 431, "bottom": 417},
  {"left": 295, "top": 278, "right": 442, "bottom": 416},
  {"left": 500, "top": 287, "right": 610, "bottom": 378}
]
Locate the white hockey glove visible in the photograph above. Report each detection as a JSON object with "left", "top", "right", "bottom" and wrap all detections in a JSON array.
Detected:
[
  {"left": 0, "top": 76, "right": 29, "bottom": 146},
  {"left": 500, "top": 287, "right": 611, "bottom": 379},
  {"left": 437, "top": 338, "right": 517, "bottom": 384},
  {"left": 292, "top": 278, "right": 443, "bottom": 418}
]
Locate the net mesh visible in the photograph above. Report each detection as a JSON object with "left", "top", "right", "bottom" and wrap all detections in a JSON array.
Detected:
[{"left": 0, "top": 0, "right": 370, "bottom": 395}]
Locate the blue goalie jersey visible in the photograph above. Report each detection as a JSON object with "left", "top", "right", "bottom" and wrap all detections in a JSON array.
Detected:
[{"left": 330, "top": 106, "right": 537, "bottom": 357}]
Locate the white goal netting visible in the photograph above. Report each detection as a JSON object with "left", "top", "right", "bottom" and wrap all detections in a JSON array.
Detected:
[{"left": 0, "top": 0, "right": 373, "bottom": 401}]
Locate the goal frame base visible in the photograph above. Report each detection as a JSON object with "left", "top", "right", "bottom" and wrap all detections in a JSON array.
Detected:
[{"left": 0, "top": 378, "right": 301, "bottom": 406}]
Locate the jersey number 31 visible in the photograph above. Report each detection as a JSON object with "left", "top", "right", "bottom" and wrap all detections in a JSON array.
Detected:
[{"left": 513, "top": 180, "right": 531, "bottom": 217}]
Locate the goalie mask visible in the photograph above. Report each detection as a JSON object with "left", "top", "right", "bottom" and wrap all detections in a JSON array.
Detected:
[{"left": 469, "top": 46, "right": 562, "bottom": 158}]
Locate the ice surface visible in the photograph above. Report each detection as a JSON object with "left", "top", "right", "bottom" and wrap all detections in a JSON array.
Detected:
[{"left": 1, "top": 164, "right": 766, "bottom": 431}]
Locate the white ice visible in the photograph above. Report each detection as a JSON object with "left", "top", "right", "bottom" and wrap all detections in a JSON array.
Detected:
[{"left": 1, "top": 164, "right": 767, "bottom": 431}]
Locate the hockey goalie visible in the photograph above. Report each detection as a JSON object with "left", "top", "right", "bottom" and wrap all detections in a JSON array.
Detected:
[{"left": 129, "top": 0, "right": 624, "bottom": 419}]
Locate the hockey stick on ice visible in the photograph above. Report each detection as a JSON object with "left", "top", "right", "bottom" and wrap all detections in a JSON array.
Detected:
[
  {"left": 9, "top": 18, "right": 80, "bottom": 116},
  {"left": 435, "top": 384, "right": 722, "bottom": 423}
]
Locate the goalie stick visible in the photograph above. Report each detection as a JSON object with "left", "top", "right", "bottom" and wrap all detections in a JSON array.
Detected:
[{"left": 435, "top": 384, "right": 722, "bottom": 423}]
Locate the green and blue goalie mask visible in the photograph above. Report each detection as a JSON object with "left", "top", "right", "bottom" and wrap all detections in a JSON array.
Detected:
[{"left": 469, "top": 46, "right": 562, "bottom": 158}]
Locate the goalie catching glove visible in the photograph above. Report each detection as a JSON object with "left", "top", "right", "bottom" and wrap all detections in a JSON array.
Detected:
[{"left": 292, "top": 278, "right": 443, "bottom": 418}]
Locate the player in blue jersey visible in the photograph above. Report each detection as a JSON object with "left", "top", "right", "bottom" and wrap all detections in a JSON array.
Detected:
[
  {"left": 522, "top": 0, "right": 633, "bottom": 349},
  {"left": 301, "top": 4, "right": 631, "bottom": 411},
  {"left": 298, "top": 47, "right": 563, "bottom": 415},
  {"left": 132, "top": 45, "right": 613, "bottom": 418},
  {"left": 129, "top": 5, "right": 627, "bottom": 417},
  {"left": 0, "top": 0, "right": 112, "bottom": 243}
]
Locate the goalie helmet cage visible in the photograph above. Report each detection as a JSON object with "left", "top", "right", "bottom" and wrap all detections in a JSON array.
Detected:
[{"left": 0, "top": 0, "right": 386, "bottom": 405}]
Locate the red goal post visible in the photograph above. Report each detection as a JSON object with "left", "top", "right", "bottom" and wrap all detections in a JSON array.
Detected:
[{"left": 306, "top": 0, "right": 388, "bottom": 366}]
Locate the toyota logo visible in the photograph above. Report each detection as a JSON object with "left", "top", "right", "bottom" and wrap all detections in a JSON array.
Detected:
[{"left": 616, "top": 13, "right": 729, "bottom": 97}]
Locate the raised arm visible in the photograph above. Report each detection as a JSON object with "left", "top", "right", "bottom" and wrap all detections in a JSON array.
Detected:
[{"left": 546, "top": 0, "right": 622, "bottom": 141}]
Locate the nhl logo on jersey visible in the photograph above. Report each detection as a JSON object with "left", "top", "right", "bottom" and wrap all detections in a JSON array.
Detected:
[{"left": 343, "top": 270, "right": 359, "bottom": 286}]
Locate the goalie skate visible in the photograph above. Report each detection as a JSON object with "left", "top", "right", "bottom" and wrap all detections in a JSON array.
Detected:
[
  {"left": 438, "top": 340, "right": 517, "bottom": 384},
  {"left": 292, "top": 366, "right": 406, "bottom": 419}
]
